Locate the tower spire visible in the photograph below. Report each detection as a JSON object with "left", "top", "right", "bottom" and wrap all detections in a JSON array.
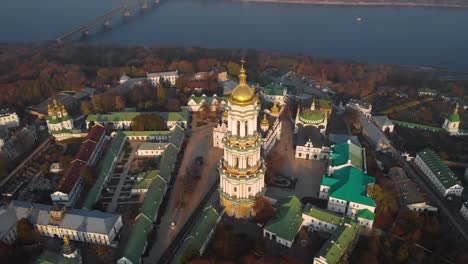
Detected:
[
  {"left": 311, "top": 98, "right": 316, "bottom": 110},
  {"left": 454, "top": 103, "right": 459, "bottom": 114},
  {"left": 239, "top": 58, "right": 247, "bottom": 85}
]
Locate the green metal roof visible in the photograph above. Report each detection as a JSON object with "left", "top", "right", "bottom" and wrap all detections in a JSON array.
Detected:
[
  {"left": 330, "top": 142, "right": 364, "bottom": 170},
  {"left": 264, "top": 196, "right": 303, "bottom": 242},
  {"left": 123, "top": 130, "right": 171, "bottom": 137},
  {"left": 83, "top": 132, "right": 126, "bottom": 209},
  {"left": 133, "top": 170, "right": 160, "bottom": 190},
  {"left": 303, "top": 204, "right": 343, "bottom": 225},
  {"left": 322, "top": 167, "right": 376, "bottom": 207},
  {"left": 357, "top": 209, "right": 375, "bottom": 220},
  {"left": 447, "top": 113, "right": 460, "bottom": 122},
  {"left": 169, "top": 125, "right": 185, "bottom": 149},
  {"left": 121, "top": 214, "right": 153, "bottom": 264},
  {"left": 316, "top": 220, "right": 359, "bottom": 264},
  {"left": 87, "top": 109, "right": 188, "bottom": 123},
  {"left": 158, "top": 143, "right": 178, "bottom": 182},
  {"left": 300, "top": 109, "right": 325, "bottom": 122},
  {"left": 46, "top": 115, "right": 71, "bottom": 124},
  {"left": 417, "top": 148, "right": 460, "bottom": 188},
  {"left": 263, "top": 84, "right": 286, "bottom": 96},
  {"left": 140, "top": 175, "right": 167, "bottom": 221},
  {"left": 172, "top": 206, "right": 219, "bottom": 264}
]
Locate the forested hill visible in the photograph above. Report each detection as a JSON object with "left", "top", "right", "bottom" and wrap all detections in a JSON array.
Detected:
[{"left": 240, "top": 0, "right": 468, "bottom": 8}]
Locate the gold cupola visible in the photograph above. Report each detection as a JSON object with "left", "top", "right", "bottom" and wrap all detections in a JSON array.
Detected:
[
  {"left": 229, "top": 59, "right": 255, "bottom": 106},
  {"left": 270, "top": 101, "right": 280, "bottom": 116},
  {"left": 260, "top": 113, "right": 270, "bottom": 131}
]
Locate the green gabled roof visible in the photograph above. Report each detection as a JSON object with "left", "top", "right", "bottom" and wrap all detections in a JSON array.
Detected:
[
  {"left": 264, "top": 196, "right": 303, "bottom": 242},
  {"left": 263, "top": 84, "right": 286, "bottom": 96},
  {"left": 133, "top": 170, "right": 160, "bottom": 190},
  {"left": 330, "top": 141, "right": 364, "bottom": 170},
  {"left": 158, "top": 143, "right": 178, "bottom": 181},
  {"left": 357, "top": 209, "right": 375, "bottom": 220},
  {"left": 321, "top": 176, "right": 339, "bottom": 187},
  {"left": 169, "top": 125, "right": 185, "bottom": 149},
  {"left": 140, "top": 175, "right": 167, "bottom": 221},
  {"left": 121, "top": 214, "right": 153, "bottom": 264},
  {"left": 317, "top": 220, "right": 359, "bottom": 264},
  {"left": 417, "top": 148, "right": 460, "bottom": 188},
  {"left": 172, "top": 206, "right": 219, "bottom": 264},
  {"left": 323, "top": 167, "right": 376, "bottom": 207},
  {"left": 87, "top": 110, "right": 188, "bottom": 123},
  {"left": 123, "top": 130, "right": 171, "bottom": 137},
  {"left": 303, "top": 204, "right": 343, "bottom": 225},
  {"left": 51, "top": 129, "right": 81, "bottom": 135},
  {"left": 83, "top": 132, "right": 126, "bottom": 209}
]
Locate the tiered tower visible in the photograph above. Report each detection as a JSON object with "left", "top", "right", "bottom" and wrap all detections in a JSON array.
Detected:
[{"left": 219, "top": 60, "right": 266, "bottom": 218}]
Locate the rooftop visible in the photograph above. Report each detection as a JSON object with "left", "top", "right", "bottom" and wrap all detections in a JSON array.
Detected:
[
  {"left": 417, "top": 148, "right": 461, "bottom": 189},
  {"left": 263, "top": 84, "right": 286, "bottom": 96},
  {"left": 316, "top": 221, "right": 359, "bottom": 264},
  {"left": 330, "top": 141, "right": 364, "bottom": 170},
  {"left": 140, "top": 176, "right": 167, "bottom": 221},
  {"left": 303, "top": 204, "right": 343, "bottom": 225},
  {"left": 321, "top": 167, "right": 376, "bottom": 207},
  {"left": 120, "top": 214, "right": 153, "bottom": 264},
  {"left": 264, "top": 196, "right": 303, "bottom": 242}
]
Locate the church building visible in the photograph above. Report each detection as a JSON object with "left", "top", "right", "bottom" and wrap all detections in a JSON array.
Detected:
[{"left": 218, "top": 60, "right": 266, "bottom": 219}]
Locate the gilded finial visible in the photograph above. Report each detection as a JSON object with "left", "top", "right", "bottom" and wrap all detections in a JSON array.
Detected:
[
  {"left": 311, "top": 99, "right": 316, "bottom": 110},
  {"left": 223, "top": 109, "right": 228, "bottom": 118},
  {"left": 239, "top": 58, "right": 247, "bottom": 85},
  {"left": 454, "top": 103, "right": 459, "bottom": 114},
  {"left": 53, "top": 98, "right": 59, "bottom": 107},
  {"left": 261, "top": 113, "right": 270, "bottom": 129}
]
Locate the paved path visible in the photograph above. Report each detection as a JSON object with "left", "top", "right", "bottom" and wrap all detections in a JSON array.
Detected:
[
  {"left": 143, "top": 125, "right": 222, "bottom": 263},
  {"left": 106, "top": 144, "right": 137, "bottom": 212}
]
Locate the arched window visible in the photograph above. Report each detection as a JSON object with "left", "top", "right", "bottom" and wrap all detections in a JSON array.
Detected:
[
  {"left": 245, "top": 121, "right": 249, "bottom": 137},
  {"left": 237, "top": 120, "right": 241, "bottom": 136}
]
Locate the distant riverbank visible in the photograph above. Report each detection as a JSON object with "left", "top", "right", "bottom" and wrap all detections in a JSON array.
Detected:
[{"left": 239, "top": 0, "right": 468, "bottom": 8}]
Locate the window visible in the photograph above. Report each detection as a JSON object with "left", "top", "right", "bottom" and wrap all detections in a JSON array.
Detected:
[
  {"left": 248, "top": 187, "right": 251, "bottom": 192},
  {"left": 234, "top": 187, "right": 237, "bottom": 192}
]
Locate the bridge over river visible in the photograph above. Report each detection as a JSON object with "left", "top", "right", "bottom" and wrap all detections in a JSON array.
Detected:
[{"left": 56, "top": 0, "right": 160, "bottom": 43}]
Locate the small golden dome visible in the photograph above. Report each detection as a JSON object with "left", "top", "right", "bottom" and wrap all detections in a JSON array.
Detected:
[
  {"left": 223, "top": 109, "right": 228, "bottom": 118},
  {"left": 261, "top": 113, "right": 270, "bottom": 127},
  {"left": 229, "top": 59, "right": 256, "bottom": 106},
  {"left": 271, "top": 101, "right": 279, "bottom": 115}
]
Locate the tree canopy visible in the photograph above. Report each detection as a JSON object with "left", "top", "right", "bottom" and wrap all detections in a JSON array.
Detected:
[{"left": 131, "top": 114, "right": 166, "bottom": 131}]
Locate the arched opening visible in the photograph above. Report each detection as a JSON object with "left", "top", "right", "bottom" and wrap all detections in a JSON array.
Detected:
[
  {"left": 306, "top": 154, "right": 310, "bottom": 160},
  {"left": 245, "top": 121, "right": 249, "bottom": 137},
  {"left": 237, "top": 120, "right": 241, "bottom": 136}
]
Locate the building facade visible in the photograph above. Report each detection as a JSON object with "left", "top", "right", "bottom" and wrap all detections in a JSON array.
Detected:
[
  {"left": 294, "top": 99, "right": 329, "bottom": 134},
  {"left": 0, "top": 108, "right": 19, "bottom": 128},
  {"left": 460, "top": 202, "right": 468, "bottom": 222},
  {"left": 0, "top": 201, "right": 122, "bottom": 246},
  {"left": 443, "top": 104, "right": 461, "bottom": 135},
  {"left": 146, "top": 71, "right": 179, "bottom": 86},
  {"left": 415, "top": 149, "right": 464, "bottom": 197},
  {"left": 218, "top": 62, "right": 266, "bottom": 219}
]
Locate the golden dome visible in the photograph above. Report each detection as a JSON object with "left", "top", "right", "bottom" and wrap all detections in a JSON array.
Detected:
[
  {"left": 223, "top": 109, "right": 228, "bottom": 118},
  {"left": 261, "top": 113, "right": 270, "bottom": 127},
  {"left": 270, "top": 101, "right": 279, "bottom": 115},
  {"left": 229, "top": 59, "right": 256, "bottom": 106}
]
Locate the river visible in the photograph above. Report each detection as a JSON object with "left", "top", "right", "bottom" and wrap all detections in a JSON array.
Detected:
[{"left": 1, "top": 0, "right": 468, "bottom": 71}]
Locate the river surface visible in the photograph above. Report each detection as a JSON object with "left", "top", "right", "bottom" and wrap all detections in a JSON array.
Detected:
[{"left": 2, "top": 0, "right": 468, "bottom": 71}]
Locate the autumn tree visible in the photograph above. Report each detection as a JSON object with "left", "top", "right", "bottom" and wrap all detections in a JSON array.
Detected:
[
  {"left": 80, "top": 100, "right": 91, "bottom": 115},
  {"left": 157, "top": 79, "right": 166, "bottom": 105},
  {"left": 81, "top": 167, "right": 96, "bottom": 185},
  {"left": 16, "top": 218, "right": 36, "bottom": 242},
  {"left": 226, "top": 62, "right": 241, "bottom": 77},
  {"left": 253, "top": 197, "right": 275, "bottom": 224},
  {"left": 131, "top": 114, "right": 165, "bottom": 131},
  {"left": 92, "top": 95, "right": 104, "bottom": 113},
  {"left": 115, "top": 96, "right": 126, "bottom": 111}
]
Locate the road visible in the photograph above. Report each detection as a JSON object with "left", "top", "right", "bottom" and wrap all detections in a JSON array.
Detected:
[
  {"left": 390, "top": 146, "right": 468, "bottom": 242},
  {"left": 143, "top": 124, "right": 222, "bottom": 263}
]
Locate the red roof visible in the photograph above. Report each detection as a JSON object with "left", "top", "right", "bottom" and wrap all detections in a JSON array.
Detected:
[
  {"left": 54, "top": 124, "right": 106, "bottom": 194},
  {"left": 86, "top": 124, "right": 106, "bottom": 143},
  {"left": 75, "top": 140, "right": 97, "bottom": 163},
  {"left": 56, "top": 160, "right": 86, "bottom": 193}
]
